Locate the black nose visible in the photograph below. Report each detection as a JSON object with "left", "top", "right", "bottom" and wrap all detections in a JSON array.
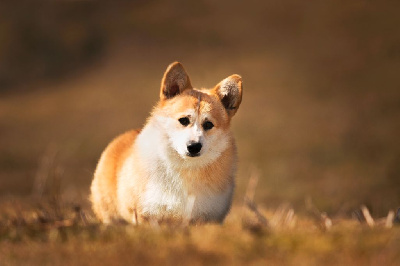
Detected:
[{"left": 187, "top": 142, "right": 202, "bottom": 156}]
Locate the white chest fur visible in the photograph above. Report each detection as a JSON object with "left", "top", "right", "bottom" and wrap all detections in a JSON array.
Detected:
[{"left": 141, "top": 164, "right": 233, "bottom": 222}]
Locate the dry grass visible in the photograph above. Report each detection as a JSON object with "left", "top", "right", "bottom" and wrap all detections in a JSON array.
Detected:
[
  {"left": 1, "top": 171, "right": 399, "bottom": 265},
  {"left": 0, "top": 193, "right": 399, "bottom": 266}
]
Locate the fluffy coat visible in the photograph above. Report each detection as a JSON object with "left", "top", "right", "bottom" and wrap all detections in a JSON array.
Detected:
[{"left": 90, "top": 62, "right": 243, "bottom": 224}]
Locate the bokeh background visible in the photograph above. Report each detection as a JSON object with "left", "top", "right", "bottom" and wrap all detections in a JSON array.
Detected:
[{"left": 1, "top": 0, "right": 399, "bottom": 217}]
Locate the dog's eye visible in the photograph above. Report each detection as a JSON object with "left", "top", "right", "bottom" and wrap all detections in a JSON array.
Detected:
[
  {"left": 203, "top": 121, "right": 214, "bottom": 131},
  {"left": 178, "top": 117, "right": 190, "bottom": 126}
]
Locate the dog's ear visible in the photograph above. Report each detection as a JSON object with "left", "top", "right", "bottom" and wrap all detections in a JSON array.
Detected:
[
  {"left": 160, "top": 62, "right": 192, "bottom": 100},
  {"left": 213, "top": 74, "right": 243, "bottom": 118}
]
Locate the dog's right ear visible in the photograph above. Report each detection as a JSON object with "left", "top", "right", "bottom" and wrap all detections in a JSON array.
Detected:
[{"left": 160, "top": 62, "right": 192, "bottom": 100}]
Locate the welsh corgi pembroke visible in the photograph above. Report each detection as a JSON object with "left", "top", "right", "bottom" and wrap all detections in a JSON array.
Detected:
[{"left": 90, "top": 62, "right": 243, "bottom": 224}]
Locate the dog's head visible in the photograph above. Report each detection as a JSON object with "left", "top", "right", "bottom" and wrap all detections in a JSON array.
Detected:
[{"left": 152, "top": 62, "right": 243, "bottom": 166}]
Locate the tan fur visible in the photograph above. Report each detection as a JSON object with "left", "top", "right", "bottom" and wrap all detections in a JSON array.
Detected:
[
  {"left": 90, "top": 62, "right": 243, "bottom": 224},
  {"left": 90, "top": 130, "right": 140, "bottom": 223}
]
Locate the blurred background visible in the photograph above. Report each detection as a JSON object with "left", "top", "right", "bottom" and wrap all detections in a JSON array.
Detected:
[{"left": 0, "top": 0, "right": 399, "bottom": 217}]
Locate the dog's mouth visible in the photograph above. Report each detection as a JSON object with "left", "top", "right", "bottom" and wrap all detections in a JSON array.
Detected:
[{"left": 186, "top": 152, "right": 201, "bottom": 158}]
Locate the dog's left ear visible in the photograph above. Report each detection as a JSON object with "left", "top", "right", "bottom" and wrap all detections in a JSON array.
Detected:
[
  {"left": 160, "top": 62, "right": 192, "bottom": 100},
  {"left": 213, "top": 74, "right": 243, "bottom": 118}
]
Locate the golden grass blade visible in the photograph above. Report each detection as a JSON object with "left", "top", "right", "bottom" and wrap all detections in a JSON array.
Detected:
[{"left": 361, "top": 205, "right": 375, "bottom": 227}]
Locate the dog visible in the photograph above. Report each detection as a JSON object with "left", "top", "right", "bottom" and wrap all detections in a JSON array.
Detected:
[{"left": 90, "top": 62, "right": 243, "bottom": 224}]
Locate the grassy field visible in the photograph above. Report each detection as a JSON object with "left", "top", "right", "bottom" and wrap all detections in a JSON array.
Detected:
[
  {"left": 1, "top": 194, "right": 399, "bottom": 265},
  {"left": 1, "top": 1, "right": 400, "bottom": 265}
]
